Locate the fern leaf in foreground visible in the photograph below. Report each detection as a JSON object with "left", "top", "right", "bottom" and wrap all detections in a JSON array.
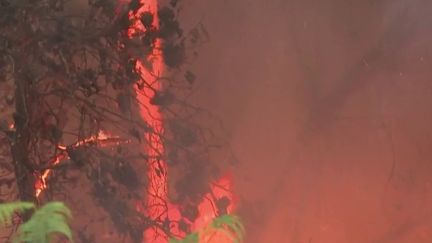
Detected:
[
  {"left": 202, "top": 215, "right": 245, "bottom": 243},
  {"left": 0, "top": 202, "right": 35, "bottom": 227},
  {"left": 169, "top": 232, "right": 199, "bottom": 243},
  {"left": 170, "top": 214, "right": 245, "bottom": 243},
  {"left": 13, "top": 202, "right": 73, "bottom": 243}
]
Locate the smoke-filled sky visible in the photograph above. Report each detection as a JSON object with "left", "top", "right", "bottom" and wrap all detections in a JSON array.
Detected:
[{"left": 181, "top": 0, "right": 432, "bottom": 242}]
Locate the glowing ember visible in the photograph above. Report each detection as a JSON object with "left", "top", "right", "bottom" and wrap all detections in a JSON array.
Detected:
[
  {"left": 35, "top": 154, "right": 65, "bottom": 198},
  {"left": 73, "top": 130, "right": 115, "bottom": 147},
  {"left": 35, "top": 130, "right": 126, "bottom": 198}
]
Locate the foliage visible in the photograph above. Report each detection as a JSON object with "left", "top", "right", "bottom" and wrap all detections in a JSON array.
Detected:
[
  {"left": 0, "top": 202, "right": 34, "bottom": 227},
  {"left": 169, "top": 214, "right": 245, "bottom": 243},
  {"left": 0, "top": 201, "right": 73, "bottom": 243}
]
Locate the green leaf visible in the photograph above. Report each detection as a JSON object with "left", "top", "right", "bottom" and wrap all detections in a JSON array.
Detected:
[
  {"left": 0, "top": 202, "right": 35, "bottom": 227},
  {"left": 170, "top": 214, "right": 244, "bottom": 243},
  {"left": 201, "top": 215, "right": 245, "bottom": 243},
  {"left": 12, "top": 201, "right": 73, "bottom": 243}
]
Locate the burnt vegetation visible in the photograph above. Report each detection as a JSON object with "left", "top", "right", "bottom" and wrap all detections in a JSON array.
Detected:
[{"left": 0, "top": 0, "right": 230, "bottom": 242}]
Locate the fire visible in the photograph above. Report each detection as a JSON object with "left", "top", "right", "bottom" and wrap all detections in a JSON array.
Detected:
[
  {"left": 129, "top": 1, "right": 238, "bottom": 243},
  {"left": 193, "top": 175, "right": 238, "bottom": 243},
  {"left": 20, "top": 0, "right": 240, "bottom": 242},
  {"left": 193, "top": 175, "right": 236, "bottom": 230},
  {"left": 33, "top": 0, "right": 238, "bottom": 241},
  {"left": 128, "top": 1, "right": 172, "bottom": 242},
  {"left": 35, "top": 130, "right": 127, "bottom": 198},
  {"left": 35, "top": 154, "right": 65, "bottom": 198}
]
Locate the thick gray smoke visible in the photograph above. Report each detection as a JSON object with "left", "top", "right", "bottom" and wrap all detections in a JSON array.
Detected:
[{"left": 181, "top": 0, "right": 432, "bottom": 242}]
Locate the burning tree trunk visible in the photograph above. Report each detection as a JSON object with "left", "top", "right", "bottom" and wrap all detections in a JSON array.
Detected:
[{"left": 0, "top": 0, "right": 237, "bottom": 242}]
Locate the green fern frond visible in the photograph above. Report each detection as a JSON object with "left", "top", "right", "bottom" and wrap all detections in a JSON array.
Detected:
[
  {"left": 170, "top": 214, "right": 245, "bottom": 243},
  {"left": 203, "top": 215, "right": 245, "bottom": 243},
  {"left": 0, "top": 202, "right": 35, "bottom": 227},
  {"left": 13, "top": 202, "right": 73, "bottom": 243},
  {"left": 169, "top": 232, "right": 199, "bottom": 243}
]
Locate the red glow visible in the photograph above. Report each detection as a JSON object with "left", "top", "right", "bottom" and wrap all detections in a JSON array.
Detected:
[
  {"left": 128, "top": 1, "right": 172, "bottom": 242},
  {"left": 128, "top": 0, "right": 238, "bottom": 243},
  {"left": 35, "top": 154, "right": 65, "bottom": 197},
  {"left": 193, "top": 174, "right": 236, "bottom": 230},
  {"left": 194, "top": 174, "right": 237, "bottom": 243},
  {"left": 129, "top": 1, "right": 238, "bottom": 242},
  {"left": 29, "top": 1, "right": 238, "bottom": 241},
  {"left": 35, "top": 130, "right": 126, "bottom": 198}
]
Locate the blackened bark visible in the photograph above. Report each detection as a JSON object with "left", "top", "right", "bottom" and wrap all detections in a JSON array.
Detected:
[{"left": 11, "top": 74, "right": 36, "bottom": 206}]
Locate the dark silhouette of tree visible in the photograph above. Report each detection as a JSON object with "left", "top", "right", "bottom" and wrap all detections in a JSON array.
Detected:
[{"left": 0, "top": 0, "right": 229, "bottom": 242}]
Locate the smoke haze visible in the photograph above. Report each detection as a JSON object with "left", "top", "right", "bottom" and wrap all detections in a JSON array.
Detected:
[{"left": 181, "top": 0, "right": 432, "bottom": 242}]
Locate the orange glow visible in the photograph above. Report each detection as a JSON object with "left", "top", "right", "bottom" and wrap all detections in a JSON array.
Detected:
[
  {"left": 35, "top": 154, "right": 65, "bottom": 197},
  {"left": 188, "top": 175, "right": 238, "bottom": 243},
  {"left": 35, "top": 130, "right": 126, "bottom": 198},
  {"left": 193, "top": 174, "right": 236, "bottom": 231},
  {"left": 128, "top": 1, "right": 173, "bottom": 242},
  {"left": 73, "top": 130, "right": 118, "bottom": 147},
  {"left": 129, "top": 1, "right": 237, "bottom": 242},
  {"left": 30, "top": 1, "right": 238, "bottom": 242}
]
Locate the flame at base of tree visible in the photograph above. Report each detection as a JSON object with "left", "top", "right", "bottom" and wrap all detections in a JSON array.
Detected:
[
  {"left": 127, "top": 0, "right": 172, "bottom": 242},
  {"left": 129, "top": 0, "right": 241, "bottom": 242},
  {"left": 173, "top": 175, "right": 241, "bottom": 243}
]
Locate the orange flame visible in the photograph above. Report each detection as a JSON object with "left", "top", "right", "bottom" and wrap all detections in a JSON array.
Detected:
[
  {"left": 35, "top": 130, "right": 126, "bottom": 198},
  {"left": 128, "top": 1, "right": 173, "bottom": 242},
  {"left": 31, "top": 1, "right": 238, "bottom": 242},
  {"left": 128, "top": 1, "right": 238, "bottom": 242}
]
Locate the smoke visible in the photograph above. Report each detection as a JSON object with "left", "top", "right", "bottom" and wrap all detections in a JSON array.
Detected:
[{"left": 181, "top": 0, "right": 432, "bottom": 242}]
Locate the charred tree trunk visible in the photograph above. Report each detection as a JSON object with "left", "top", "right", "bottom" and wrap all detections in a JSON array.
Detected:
[{"left": 11, "top": 72, "right": 36, "bottom": 206}]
